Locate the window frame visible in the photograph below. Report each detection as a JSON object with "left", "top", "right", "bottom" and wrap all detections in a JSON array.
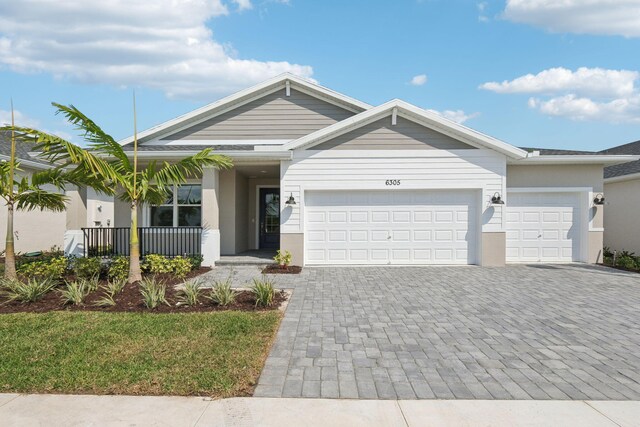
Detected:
[{"left": 147, "top": 183, "right": 202, "bottom": 227}]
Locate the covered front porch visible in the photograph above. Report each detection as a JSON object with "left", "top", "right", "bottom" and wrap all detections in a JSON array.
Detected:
[{"left": 75, "top": 162, "right": 282, "bottom": 266}]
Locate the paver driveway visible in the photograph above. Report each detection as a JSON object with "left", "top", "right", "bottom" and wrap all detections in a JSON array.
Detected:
[{"left": 204, "top": 264, "right": 640, "bottom": 400}]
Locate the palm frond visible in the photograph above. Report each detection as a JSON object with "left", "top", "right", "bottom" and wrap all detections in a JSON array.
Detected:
[
  {"left": 153, "top": 149, "right": 232, "bottom": 188},
  {"left": 14, "top": 188, "right": 67, "bottom": 212},
  {"left": 52, "top": 103, "right": 132, "bottom": 171}
]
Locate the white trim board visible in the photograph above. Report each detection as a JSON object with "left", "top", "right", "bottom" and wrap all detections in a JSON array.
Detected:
[{"left": 144, "top": 139, "right": 292, "bottom": 146}]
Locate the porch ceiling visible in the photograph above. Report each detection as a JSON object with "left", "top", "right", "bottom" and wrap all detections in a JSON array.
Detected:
[{"left": 234, "top": 163, "right": 280, "bottom": 179}]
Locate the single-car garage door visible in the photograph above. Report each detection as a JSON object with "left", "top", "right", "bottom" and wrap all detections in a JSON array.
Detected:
[
  {"left": 305, "top": 190, "right": 478, "bottom": 265},
  {"left": 506, "top": 192, "right": 583, "bottom": 263}
]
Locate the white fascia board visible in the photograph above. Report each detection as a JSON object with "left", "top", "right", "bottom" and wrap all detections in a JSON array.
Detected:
[
  {"left": 604, "top": 172, "right": 640, "bottom": 184},
  {"left": 0, "top": 154, "right": 53, "bottom": 170},
  {"left": 118, "top": 73, "right": 372, "bottom": 146},
  {"left": 131, "top": 150, "right": 292, "bottom": 161},
  {"left": 144, "top": 139, "right": 291, "bottom": 146},
  {"left": 283, "top": 99, "right": 528, "bottom": 159},
  {"left": 509, "top": 155, "right": 640, "bottom": 165}
]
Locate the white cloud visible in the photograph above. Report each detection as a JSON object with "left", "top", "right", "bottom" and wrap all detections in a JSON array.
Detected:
[
  {"left": 477, "top": 2, "right": 489, "bottom": 22},
  {"left": 233, "top": 0, "right": 253, "bottom": 11},
  {"left": 410, "top": 74, "right": 428, "bottom": 86},
  {"left": 0, "top": 0, "right": 313, "bottom": 101},
  {"left": 0, "top": 109, "right": 40, "bottom": 128},
  {"left": 503, "top": 0, "right": 640, "bottom": 38},
  {"left": 481, "top": 67, "right": 640, "bottom": 123},
  {"left": 480, "top": 67, "right": 638, "bottom": 98},
  {"left": 428, "top": 109, "right": 480, "bottom": 124}
]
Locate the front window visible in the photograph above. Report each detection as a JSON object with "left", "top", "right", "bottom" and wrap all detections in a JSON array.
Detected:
[{"left": 150, "top": 184, "right": 201, "bottom": 227}]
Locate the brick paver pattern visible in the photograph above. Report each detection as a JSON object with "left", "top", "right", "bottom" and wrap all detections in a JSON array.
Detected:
[{"left": 201, "top": 264, "right": 640, "bottom": 400}]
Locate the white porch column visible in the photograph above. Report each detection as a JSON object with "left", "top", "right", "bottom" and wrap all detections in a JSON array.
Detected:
[
  {"left": 201, "top": 167, "right": 220, "bottom": 266},
  {"left": 64, "top": 186, "right": 88, "bottom": 257}
]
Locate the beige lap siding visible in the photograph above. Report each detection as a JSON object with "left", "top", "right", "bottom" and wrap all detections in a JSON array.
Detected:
[{"left": 161, "top": 89, "right": 355, "bottom": 141}]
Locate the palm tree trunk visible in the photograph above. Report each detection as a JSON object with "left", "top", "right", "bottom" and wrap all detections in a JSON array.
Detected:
[
  {"left": 4, "top": 202, "right": 17, "bottom": 280},
  {"left": 128, "top": 201, "right": 142, "bottom": 283}
]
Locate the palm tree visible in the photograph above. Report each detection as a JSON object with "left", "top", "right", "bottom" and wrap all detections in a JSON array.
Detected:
[
  {"left": 0, "top": 103, "right": 69, "bottom": 279},
  {"left": 14, "top": 101, "right": 232, "bottom": 283}
]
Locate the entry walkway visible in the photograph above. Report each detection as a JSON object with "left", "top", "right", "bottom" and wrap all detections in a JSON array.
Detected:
[{"left": 0, "top": 393, "right": 637, "bottom": 426}]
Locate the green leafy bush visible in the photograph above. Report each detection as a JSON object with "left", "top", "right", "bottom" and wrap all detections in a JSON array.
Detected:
[
  {"left": 139, "top": 277, "right": 169, "bottom": 309},
  {"left": 251, "top": 276, "right": 275, "bottom": 307},
  {"left": 617, "top": 255, "right": 637, "bottom": 270},
  {"left": 209, "top": 277, "right": 236, "bottom": 306},
  {"left": 18, "top": 257, "right": 68, "bottom": 281},
  {"left": 107, "top": 256, "right": 129, "bottom": 282},
  {"left": 143, "top": 254, "right": 173, "bottom": 274},
  {"left": 171, "top": 256, "right": 192, "bottom": 278},
  {"left": 273, "top": 250, "right": 292, "bottom": 268},
  {"left": 178, "top": 280, "right": 203, "bottom": 306},
  {"left": 73, "top": 257, "right": 102, "bottom": 279},
  {"left": 188, "top": 254, "right": 204, "bottom": 270},
  {"left": 1, "top": 278, "right": 57, "bottom": 303}
]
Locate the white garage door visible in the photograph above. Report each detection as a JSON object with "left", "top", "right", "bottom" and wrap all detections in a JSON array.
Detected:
[
  {"left": 506, "top": 192, "right": 583, "bottom": 263},
  {"left": 305, "top": 190, "right": 478, "bottom": 265}
]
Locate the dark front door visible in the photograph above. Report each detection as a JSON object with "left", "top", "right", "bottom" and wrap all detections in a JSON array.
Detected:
[{"left": 259, "top": 188, "right": 280, "bottom": 249}]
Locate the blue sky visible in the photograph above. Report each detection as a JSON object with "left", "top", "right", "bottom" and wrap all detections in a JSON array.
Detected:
[{"left": 0, "top": 0, "right": 639, "bottom": 151}]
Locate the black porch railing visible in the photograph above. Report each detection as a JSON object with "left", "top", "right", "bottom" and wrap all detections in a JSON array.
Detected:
[{"left": 81, "top": 227, "right": 203, "bottom": 258}]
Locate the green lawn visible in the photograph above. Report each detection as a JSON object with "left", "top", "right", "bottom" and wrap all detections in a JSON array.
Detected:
[{"left": 0, "top": 311, "right": 281, "bottom": 396}]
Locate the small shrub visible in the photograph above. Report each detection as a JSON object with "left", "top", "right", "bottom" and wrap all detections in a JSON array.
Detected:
[
  {"left": 73, "top": 257, "right": 102, "bottom": 279},
  {"left": 18, "top": 256, "right": 68, "bottom": 280},
  {"left": 208, "top": 277, "right": 236, "bottom": 306},
  {"left": 188, "top": 254, "right": 204, "bottom": 270},
  {"left": 59, "top": 279, "right": 92, "bottom": 306},
  {"left": 1, "top": 278, "right": 57, "bottom": 303},
  {"left": 94, "top": 279, "right": 126, "bottom": 308},
  {"left": 171, "top": 256, "right": 192, "bottom": 278},
  {"left": 107, "top": 256, "right": 129, "bottom": 282},
  {"left": 617, "top": 255, "right": 637, "bottom": 270},
  {"left": 139, "top": 277, "right": 169, "bottom": 309},
  {"left": 143, "top": 254, "right": 172, "bottom": 274},
  {"left": 178, "top": 280, "right": 203, "bottom": 306},
  {"left": 274, "top": 250, "right": 292, "bottom": 268},
  {"left": 251, "top": 275, "right": 275, "bottom": 307},
  {"left": 603, "top": 246, "right": 614, "bottom": 258}
]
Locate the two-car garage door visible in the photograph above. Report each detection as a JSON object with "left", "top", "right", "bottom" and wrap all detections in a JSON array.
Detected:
[{"left": 305, "top": 190, "right": 478, "bottom": 265}]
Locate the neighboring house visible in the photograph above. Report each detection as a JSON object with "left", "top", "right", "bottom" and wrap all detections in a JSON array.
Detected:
[
  {"left": 65, "top": 74, "right": 637, "bottom": 266},
  {"left": 600, "top": 140, "right": 640, "bottom": 254},
  {"left": 0, "top": 131, "right": 63, "bottom": 253},
  {"left": 0, "top": 131, "right": 114, "bottom": 254}
]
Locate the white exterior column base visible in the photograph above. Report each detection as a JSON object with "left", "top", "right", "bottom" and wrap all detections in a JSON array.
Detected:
[
  {"left": 64, "top": 230, "right": 84, "bottom": 257},
  {"left": 202, "top": 229, "right": 220, "bottom": 267}
]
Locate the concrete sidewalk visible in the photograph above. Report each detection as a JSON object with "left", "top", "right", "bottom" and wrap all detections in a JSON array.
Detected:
[{"left": 1, "top": 394, "right": 638, "bottom": 426}]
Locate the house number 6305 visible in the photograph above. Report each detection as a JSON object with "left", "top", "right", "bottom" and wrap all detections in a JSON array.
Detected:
[{"left": 385, "top": 179, "right": 401, "bottom": 186}]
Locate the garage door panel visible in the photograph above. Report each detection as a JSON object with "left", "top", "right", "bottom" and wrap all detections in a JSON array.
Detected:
[
  {"left": 305, "top": 190, "right": 477, "bottom": 265},
  {"left": 506, "top": 192, "right": 581, "bottom": 263}
]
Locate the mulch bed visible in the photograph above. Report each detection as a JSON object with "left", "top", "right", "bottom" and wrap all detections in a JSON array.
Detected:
[
  {"left": 0, "top": 267, "right": 287, "bottom": 314},
  {"left": 261, "top": 264, "right": 302, "bottom": 274},
  {"left": 599, "top": 263, "right": 640, "bottom": 274}
]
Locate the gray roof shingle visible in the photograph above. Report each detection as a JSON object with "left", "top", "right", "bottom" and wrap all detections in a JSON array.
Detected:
[
  {"left": 0, "top": 131, "right": 50, "bottom": 167},
  {"left": 600, "top": 140, "right": 640, "bottom": 179}
]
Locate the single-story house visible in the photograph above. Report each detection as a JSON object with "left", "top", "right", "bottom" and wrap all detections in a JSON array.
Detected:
[
  {"left": 601, "top": 140, "right": 640, "bottom": 254},
  {"left": 64, "top": 74, "right": 637, "bottom": 266}
]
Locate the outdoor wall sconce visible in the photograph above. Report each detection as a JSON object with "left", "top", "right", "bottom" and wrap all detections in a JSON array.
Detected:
[
  {"left": 593, "top": 193, "right": 605, "bottom": 205},
  {"left": 491, "top": 192, "right": 504, "bottom": 205},
  {"left": 285, "top": 193, "right": 296, "bottom": 205}
]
